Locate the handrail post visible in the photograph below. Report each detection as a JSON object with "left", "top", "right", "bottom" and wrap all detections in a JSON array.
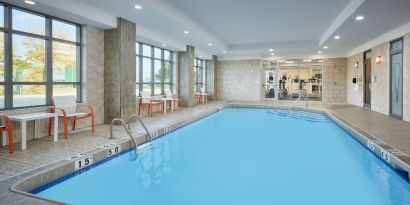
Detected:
[
  {"left": 127, "top": 115, "right": 153, "bottom": 142},
  {"left": 110, "top": 118, "right": 138, "bottom": 149}
]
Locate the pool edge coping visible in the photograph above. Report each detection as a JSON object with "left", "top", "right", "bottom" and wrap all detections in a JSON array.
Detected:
[{"left": 4, "top": 102, "right": 410, "bottom": 204}]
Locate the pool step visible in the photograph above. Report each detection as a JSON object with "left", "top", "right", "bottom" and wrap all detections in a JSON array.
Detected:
[{"left": 271, "top": 110, "right": 328, "bottom": 122}]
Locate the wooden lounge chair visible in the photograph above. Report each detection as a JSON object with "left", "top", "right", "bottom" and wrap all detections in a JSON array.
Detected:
[{"left": 49, "top": 95, "right": 95, "bottom": 139}]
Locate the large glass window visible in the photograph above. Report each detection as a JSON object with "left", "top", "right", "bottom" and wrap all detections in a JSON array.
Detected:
[
  {"left": 277, "top": 59, "right": 322, "bottom": 101},
  {"left": 0, "top": 4, "right": 81, "bottom": 109},
  {"left": 136, "top": 42, "right": 173, "bottom": 96},
  {"left": 194, "top": 58, "right": 205, "bottom": 92}
]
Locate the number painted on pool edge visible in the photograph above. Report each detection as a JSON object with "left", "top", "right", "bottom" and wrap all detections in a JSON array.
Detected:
[
  {"left": 74, "top": 155, "right": 94, "bottom": 170},
  {"left": 107, "top": 145, "right": 121, "bottom": 157},
  {"left": 367, "top": 140, "right": 375, "bottom": 152},
  {"left": 380, "top": 149, "right": 391, "bottom": 163}
]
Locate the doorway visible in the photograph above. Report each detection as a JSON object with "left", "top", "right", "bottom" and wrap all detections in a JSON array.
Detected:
[
  {"left": 390, "top": 38, "right": 403, "bottom": 119},
  {"left": 262, "top": 60, "right": 278, "bottom": 100},
  {"left": 363, "top": 51, "right": 371, "bottom": 108}
]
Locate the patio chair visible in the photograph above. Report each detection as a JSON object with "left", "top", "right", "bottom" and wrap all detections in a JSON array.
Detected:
[
  {"left": 199, "top": 88, "right": 210, "bottom": 103},
  {"left": 0, "top": 114, "right": 14, "bottom": 153},
  {"left": 165, "top": 90, "right": 180, "bottom": 110},
  {"left": 48, "top": 95, "right": 95, "bottom": 139},
  {"left": 138, "top": 91, "right": 163, "bottom": 117}
]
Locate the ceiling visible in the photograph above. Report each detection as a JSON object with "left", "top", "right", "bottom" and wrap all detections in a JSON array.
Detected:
[{"left": 6, "top": 0, "right": 410, "bottom": 60}]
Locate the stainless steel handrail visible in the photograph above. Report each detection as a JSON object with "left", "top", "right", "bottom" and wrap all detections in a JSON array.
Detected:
[
  {"left": 127, "top": 115, "right": 153, "bottom": 142},
  {"left": 288, "top": 90, "right": 308, "bottom": 112},
  {"left": 109, "top": 118, "right": 137, "bottom": 149}
]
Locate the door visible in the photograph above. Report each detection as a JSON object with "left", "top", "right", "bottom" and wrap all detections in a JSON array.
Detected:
[
  {"left": 264, "top": 70, "right": 276, "bottom": 100},
  {"left": 390, "top": 39, "right": 403, "bottom": 118},
  {"left": 364, "top": 51, "right": 372, "bottom": 108}
]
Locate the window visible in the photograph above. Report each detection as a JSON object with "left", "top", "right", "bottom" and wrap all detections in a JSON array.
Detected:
[
  {"left": 0, "top": 4, "right": 81, "bottom": 109},
  {"left": 136, "top": 42, "right": 173, "bottom": 96},
  {"left": 194, "top": 58, "right": 205, "bottom": 92}
]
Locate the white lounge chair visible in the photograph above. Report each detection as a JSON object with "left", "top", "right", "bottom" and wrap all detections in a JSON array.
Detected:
[
  {"left": 199, "top": 88, "right": 210, "bottom": 103},
  {"left": 165, "top": 90, "right": 180, "bottom": 111},
  {"left": 138, "top": 91, "right": 163, "bottom": 117},
  {"left": 49, "top": 95, "right": 95, "bottom": 139}
]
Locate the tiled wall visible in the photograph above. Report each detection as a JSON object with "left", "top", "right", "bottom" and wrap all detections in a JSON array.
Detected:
[
  {"left": 346, "top": 33, "right": 410, "bottom": 119},
  {"left": 346, "top": 53, "right": 364, "bottom": 107},
  {"left": 322, "top": 58, "right": 347, "bottom": 103},
  {"left": 216, "top": 60, "right": 262, "bottom": 101},
  {"left": 370, "top": 42, "right": 390, "bottom": 115},
  {"left": 403, "top": 33, "right": 410, "bottom": 122},
  {"left": 345, "top": 42, "right": 390, "bottom": 116}
]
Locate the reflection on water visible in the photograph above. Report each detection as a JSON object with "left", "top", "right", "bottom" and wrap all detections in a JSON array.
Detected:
[{"left": 131, "top": 138, "right": 173, "bottom": 191}]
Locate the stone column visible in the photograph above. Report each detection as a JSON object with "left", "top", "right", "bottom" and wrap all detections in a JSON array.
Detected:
[
  {"left": 82, "top": 25, "right": 105, "bottom": 125},
  {"left": 104, "top": 18, "right": 136, "bottom": 123},
  {"left": 178, "top": 45, "right": 195, "bottom": 107},
  {"left": 206, "top": 55, "right": 217, "bottom": 99}
]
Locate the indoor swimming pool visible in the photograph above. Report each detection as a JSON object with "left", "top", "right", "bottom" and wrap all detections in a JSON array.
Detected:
[{"left": 32, "top": 108, "right": 410, "bottom": 205}]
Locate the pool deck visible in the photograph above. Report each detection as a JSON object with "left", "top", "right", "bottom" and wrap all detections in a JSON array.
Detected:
[{"left": 1, "top": 100, "right": 410, "bottom": 204}]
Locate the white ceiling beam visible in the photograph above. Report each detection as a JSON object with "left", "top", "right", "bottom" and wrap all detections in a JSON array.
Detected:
[{"left": 319, "top": 0, "right": 366, "bottom": 46}]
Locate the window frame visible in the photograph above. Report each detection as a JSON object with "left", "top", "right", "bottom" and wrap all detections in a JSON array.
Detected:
[
  {"left": 0, "top": 2, "right": 82, "bottom": 110},
  {"left": 136, "top": 42, "right": 173, "bottom": 96},
  {"left": 194, "top": 58, "right": 205, "bottom": 92}
]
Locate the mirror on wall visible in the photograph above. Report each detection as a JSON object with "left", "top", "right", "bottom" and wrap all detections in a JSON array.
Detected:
[{"left": 277, "top": 59, "right": 322, "bottom": 101}]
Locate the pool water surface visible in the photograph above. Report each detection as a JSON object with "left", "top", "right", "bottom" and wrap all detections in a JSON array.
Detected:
[{"left": 34, "top": 108, "right": 410, "bottom": 205}]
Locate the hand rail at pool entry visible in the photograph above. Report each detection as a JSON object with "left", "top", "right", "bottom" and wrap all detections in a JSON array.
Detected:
[
  {"left": 287, "top": 90, "right": 308, "bottom": 112},
  {"left": 109, "top": 118, "right": 138, "bottom": 149},
  {"left": 127, "top": 115, "right": 153, "bottom": 143}
]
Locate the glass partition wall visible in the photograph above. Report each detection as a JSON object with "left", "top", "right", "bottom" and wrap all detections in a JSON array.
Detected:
[{"left": 278, "top": 59, "right": 322, "bottom": 101}]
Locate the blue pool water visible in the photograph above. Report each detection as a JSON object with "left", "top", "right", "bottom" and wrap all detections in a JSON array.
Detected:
[{"left": 34, "top": 108, "right": 410, "bottom": 205}]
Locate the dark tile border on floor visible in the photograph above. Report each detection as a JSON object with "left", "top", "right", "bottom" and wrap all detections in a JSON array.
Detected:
[{"left": 2, "top": 102, "right": 410, "bottom": 204}]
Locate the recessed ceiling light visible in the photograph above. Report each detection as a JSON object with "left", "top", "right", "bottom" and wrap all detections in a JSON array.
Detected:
[
  {"left": 184, "top": 30, "right": 189, "bottom": 34},
  {"left": 208, "top": 43, "right": 212, "bottom": 46},
  {"left": 334, "top": 35, "right": 340, "bottom": 40},
  {"left": 223, "top": 51, "right": 227, "bottom": 54},
  {"left": 269, "top": 48, "right": 274, "bottom": 52},
  {"left": 355, "top": 15, "right": 364, "bottom": 21},
  {"left": 162, "top": 44, "right": 166, "bottom": 47},
  {"left": 303, "top": 59, "right": 312, "bottom": 62},
  {"left": 24, "top": 0, "right": 36, "bottom": 5},
  {"left": 323, "top": 46, "right": 328, "bottom": 49},
  {"left": 318, "top": 51, "right": 322, "bottom": 54},
  {"left": 134, "top": 4, "right": 142, "bottom": 9},
  {"left": 270, "top": 53, "right": 275, "bottom": 56}
]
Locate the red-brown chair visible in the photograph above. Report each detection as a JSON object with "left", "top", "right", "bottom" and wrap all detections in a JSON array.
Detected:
[
  {"left": 0, "top": 114, "right": 14, "bottom": 153},
  {"left": 48, "top": 96, "right": 95, "bottom": 139}
]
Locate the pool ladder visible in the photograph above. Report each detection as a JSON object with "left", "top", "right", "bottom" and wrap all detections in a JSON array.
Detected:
[{"left": 109, "top": 115, "right": 153, "bottom": 149}]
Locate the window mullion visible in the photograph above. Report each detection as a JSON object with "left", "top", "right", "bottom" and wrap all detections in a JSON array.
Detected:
[
  {"left": 4, "top": 5, "right": 12, "bottom": 109},
  {"left": 45, "top": 18, "right": 52, "bottom": 105},
  {"left": 151, "top": 45, "right": 154, "bottom": 95},
  {"left": 161, "top": 49, "right": 164, "bottom": 94}
]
